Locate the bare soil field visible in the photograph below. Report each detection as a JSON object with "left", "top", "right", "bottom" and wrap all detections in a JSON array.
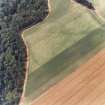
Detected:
[{"left": 31, "top": 48, "right": 105, "bottom": 105}]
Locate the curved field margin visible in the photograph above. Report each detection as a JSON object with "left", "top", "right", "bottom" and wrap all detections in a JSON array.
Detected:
[
  {"left": 31, "top": 48, "right": 105, "bottom": 105},
  {"left": 19, "top": 33, "right": 29, "bottom": 105},
  {"left": 22, "top": 0, "right": 105, "bottom": 104}
]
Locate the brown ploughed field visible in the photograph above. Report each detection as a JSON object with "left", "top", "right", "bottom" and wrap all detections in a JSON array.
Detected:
[{"left": 31, "top": 48, "right": 105, "bottom": 105}]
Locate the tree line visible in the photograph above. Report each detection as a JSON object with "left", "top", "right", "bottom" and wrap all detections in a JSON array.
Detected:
[{"left": 0, "top": 0, "right": 48, "bottom": 104}]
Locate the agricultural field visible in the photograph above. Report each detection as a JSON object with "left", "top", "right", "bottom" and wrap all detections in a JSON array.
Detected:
[
  {"left": 23, "top": 0, "right": 105, "bottom": 104},
  {"left": 32, "top": 47, "right": 105, "bottom": 105}
]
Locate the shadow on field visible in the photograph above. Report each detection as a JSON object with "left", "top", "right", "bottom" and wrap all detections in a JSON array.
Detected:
[{"left": 26, "top": 25, "right": 105, "bottom": 100}]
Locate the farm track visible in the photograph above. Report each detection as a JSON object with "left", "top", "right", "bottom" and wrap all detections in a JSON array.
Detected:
[{"left": 31, "top": 48, "right": 105, "bottom": 105}]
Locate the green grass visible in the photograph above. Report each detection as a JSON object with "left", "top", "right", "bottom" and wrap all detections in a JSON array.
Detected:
[{"left": 23, "top": 0, "right": 105, "bottom": 104}]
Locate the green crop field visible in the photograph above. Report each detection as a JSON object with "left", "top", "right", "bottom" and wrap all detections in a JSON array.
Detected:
[{"left": 23, "top": 0, "right": 105, "bottom": 104}]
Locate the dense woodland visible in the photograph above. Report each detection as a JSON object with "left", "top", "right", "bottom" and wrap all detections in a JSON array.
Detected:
[{"left": 0, "top": 0, "right": 48, "bottom": 104}]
